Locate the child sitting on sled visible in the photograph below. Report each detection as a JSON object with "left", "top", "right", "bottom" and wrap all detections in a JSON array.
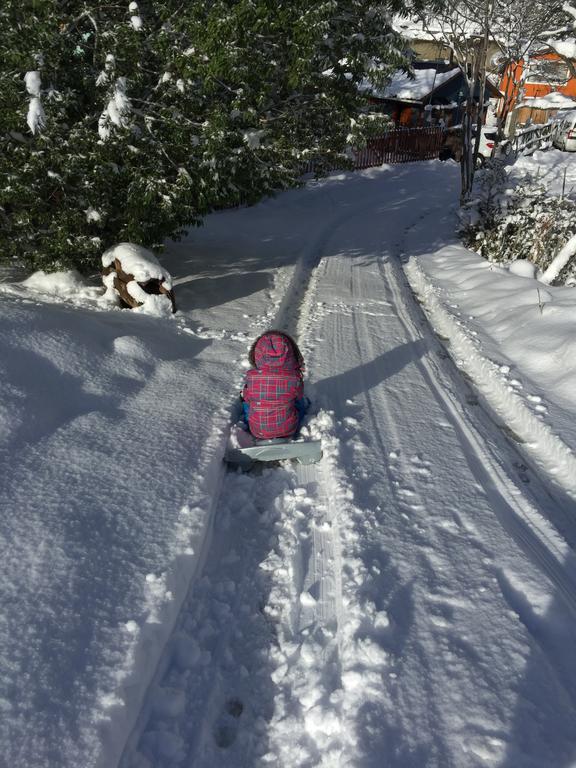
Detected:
[{"left": 241, "top": 330, "right": 309, "bottom": 440}]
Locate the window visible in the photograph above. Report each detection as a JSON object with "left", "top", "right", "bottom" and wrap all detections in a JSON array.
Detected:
[{"left": 526, "top": 59, "right": 569, "bottom": 85}]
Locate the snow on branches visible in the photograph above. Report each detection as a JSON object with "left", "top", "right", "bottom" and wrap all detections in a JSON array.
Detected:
[{"left": 24, "top": 70, "right": 45, "bottom": 134}]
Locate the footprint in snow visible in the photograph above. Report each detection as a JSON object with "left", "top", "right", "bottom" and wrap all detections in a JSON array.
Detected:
[
  {"left": 213, "top": 698, "right": 244, "bottom": 749},
  {"left": 410, "top": 454, "right": 432, "bottom": 479}
]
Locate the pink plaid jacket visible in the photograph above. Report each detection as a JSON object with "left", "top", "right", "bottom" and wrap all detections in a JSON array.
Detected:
[{"left": 243, "top": 333, "right": 304, "bottom": 439}]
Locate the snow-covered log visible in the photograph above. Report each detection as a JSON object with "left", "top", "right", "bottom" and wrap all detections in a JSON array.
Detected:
[
  {"left": 540, "top": 233, "right": 576, "bottom": 285},
  {"left": 102, "top": 242, "right": 176, "bottom": 314}
]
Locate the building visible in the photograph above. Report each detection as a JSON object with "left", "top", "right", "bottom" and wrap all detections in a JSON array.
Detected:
[
  {"left": 393, "top": 15, "right": 501, "bottom": 72},
  {"left": 498, "top": 49, "right": 576, "bottom": 132},
  {"left": 361, "top": 61, "right": 502, "bottom": 129}
]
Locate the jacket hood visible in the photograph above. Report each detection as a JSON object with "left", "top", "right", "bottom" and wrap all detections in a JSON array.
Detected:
[{"left": 253, "top": 332, "right": 299, "bottom": 371}]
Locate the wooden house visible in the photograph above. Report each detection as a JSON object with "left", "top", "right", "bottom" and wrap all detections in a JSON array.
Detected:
[
  {"left": 498, "top": 49, "right": 576, "bottom": 131},
  {"left": 361, "top": 62, "right": 502, "bottom": 128}
]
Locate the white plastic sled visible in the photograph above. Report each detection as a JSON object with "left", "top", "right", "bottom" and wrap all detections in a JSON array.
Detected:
[{"left": 224, "top": 424, "right": 322, "bottom": 468}]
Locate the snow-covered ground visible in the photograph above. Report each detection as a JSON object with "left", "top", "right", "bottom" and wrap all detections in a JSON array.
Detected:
[
  {"left": 508, "top": 147, "right": 576, "bottom": 200},
  {"left": 2, "top": 153, "right": 576, "bottom": 768}
]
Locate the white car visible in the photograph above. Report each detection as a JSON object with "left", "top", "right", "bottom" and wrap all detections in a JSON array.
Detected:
[
  {"left": 471, "top": 126, "right": 498, "bottom": 165},
  {"left": 478, "top": 127, "right": 498, "bottom": 162},
  {"left": 552, "top": 109, "right": 576, "bottom": 152}
]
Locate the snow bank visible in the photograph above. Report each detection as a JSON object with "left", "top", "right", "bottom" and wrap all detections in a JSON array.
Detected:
[
  {"left": 508, "top": 259, "right": 536, "bottom": 278},
  {"left": 23, "top": 269, "right": 87, "bottom": 295},
  {"left": 509, "top": 148, "right": 576, "bottom": 200},
  {"left": 406, "top": 242, "right": 576, "bottom": 499},
  {"left": 0, "top": 294, "right": 236, "bottom": 768}
]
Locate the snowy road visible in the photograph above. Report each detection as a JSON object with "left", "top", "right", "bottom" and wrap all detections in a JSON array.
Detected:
[{"left": 121, "top": 165, "right": 576, "bottom": 768}]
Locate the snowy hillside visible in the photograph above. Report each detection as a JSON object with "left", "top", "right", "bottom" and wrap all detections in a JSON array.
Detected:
[{"left": 2, "top": 156, "right": 576, "bottom": 767}]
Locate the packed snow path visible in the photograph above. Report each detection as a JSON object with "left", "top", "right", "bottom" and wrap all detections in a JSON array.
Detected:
[{"left": 122, "top": 165, "right": 576, "bottom": 768}]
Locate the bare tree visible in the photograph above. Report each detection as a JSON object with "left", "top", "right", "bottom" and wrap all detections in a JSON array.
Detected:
[
  {"left": 417, "top": 0, "right": 569, "bottom": 202},
  {"left": 417, "top": 0, "right": 494, "bottom": 202},
  {"left": 488, "top": 1, "right": 566, "bottom": 132}
]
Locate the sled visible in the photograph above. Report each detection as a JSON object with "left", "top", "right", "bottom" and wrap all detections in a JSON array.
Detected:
[{"left": 224, "top": 424, "right": 322, "bottom": 468}]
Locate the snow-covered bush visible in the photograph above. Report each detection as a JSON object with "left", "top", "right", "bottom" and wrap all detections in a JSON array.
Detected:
[
  {"left": 462, "top": 165, "right": 576, "bottom": 285},
  {"left": 0, "top": 1, "right": 409, "bottom": 275}
]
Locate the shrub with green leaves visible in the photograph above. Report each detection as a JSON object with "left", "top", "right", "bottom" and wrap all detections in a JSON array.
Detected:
[{"left": 0, "top": 0, "right": 409, "bottom": 274}]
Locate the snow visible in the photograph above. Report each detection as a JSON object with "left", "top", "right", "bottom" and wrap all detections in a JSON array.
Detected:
[
  {"left": 541, "top": 232, "right": 576, "bottom": 284},
  {"left": 2, "top": 158, "right": 576, "bottom": 768},
  {"left": 23, "top": 269, "right": 88, "bottom": 295},
  {"left": 394, "top": 14, "right": 483, "bottom": 40},
  {"left": 86, "top": 206, "right": 102, "bottom": 223},
  {"left": 99, "top": 78, "right": 131, "bottom": 139},
  {"left": 361, "top": 66, "right": 459, "bottom": 102},
  {"left": 509, "top": 147, "right": 576, "bottom": 199},
  {"left": 508, "top": 258, "right": 536, "bottom": 278},
  {"left": 24, "top": 71, "right": 41, "bottom": 97},
  {"left": 519, "top": 92, "right": 576, "bottom": 111},
  {"left": 130, "top": 15, "right": 143, "bottom": 31},
  {"left": 548, "top": 37, "right": 576, "bottom": 60},
  {"left": 102, "top": 242, "right": 172, "bottom": 288},
  {"left": 126, "top": 281, "right": 174, "bottom": 318},
  {"left": 242, "top": 129, "right": 265, "bottom": 149},
  {"left": 26, "top": 97, "right": 45, "bottom": 135}
]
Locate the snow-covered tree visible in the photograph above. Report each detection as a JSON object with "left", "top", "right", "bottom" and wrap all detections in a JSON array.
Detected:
[
  {"left": 540, "top": 2, "right": 576, "bottom": 71},
  {"left": 0, "top": 0, "right": 410, "bottom": 274},
  {"left": 0, "top": 2, "right": 206, "bottom": 272},
  {"left": 486, "top": 1, "right": 567, "bottom": 133}
]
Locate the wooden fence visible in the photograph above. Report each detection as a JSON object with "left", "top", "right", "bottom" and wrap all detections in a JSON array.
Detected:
[
  {"left": 300, "top": 126, "right": 446, "bottom": 175},
  {"left": 354, "top": 126, "right": 445, "bottom": 168}
]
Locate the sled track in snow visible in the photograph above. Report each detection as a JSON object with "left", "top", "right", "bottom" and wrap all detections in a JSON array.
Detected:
[{"left": 119, "top": 203, "right": 368, "bottom": 768}]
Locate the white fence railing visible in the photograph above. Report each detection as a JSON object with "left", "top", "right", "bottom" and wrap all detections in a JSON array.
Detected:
[{"left": 499, "top": 121, "right": 555, "bottom": 158}]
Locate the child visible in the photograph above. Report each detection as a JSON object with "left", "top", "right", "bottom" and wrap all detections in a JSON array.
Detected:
[{"left": 242, "top": 330, "right": 309, "bottom": 440}]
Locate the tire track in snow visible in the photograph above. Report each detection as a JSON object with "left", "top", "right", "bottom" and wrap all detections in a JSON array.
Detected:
[
  {"left": 390, "top": 230, "right": 576, "bottom": 720},
  {"left": 389, "top": 212, "right": 576, "bottom": 622},
  {"left": 374, "top": 214, "right": 576, "bottom": 717},
  {"left": 295, "top": 195, "right": 576, "bottom": 764}
]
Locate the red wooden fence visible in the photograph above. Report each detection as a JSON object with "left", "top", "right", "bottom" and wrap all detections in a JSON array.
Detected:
[
  {"left": 354, "top": 126, "right": 445, "bottom": 168},
  {"left": 301, "top": 126, "right": 445, "bottom": 175}
]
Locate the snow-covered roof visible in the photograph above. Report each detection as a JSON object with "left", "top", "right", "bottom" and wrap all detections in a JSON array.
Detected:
[
  {"left": 548, "top": 37, "right": 576, "bottom": 60},
  {"left": 519, "top": 92, "right": 576, "bottom": 110},
  {"left": 360, "top": 67, "right": 459, "bottom": 102},
  {"left": 393, "top": 14, "right": 484, "bottom": 41}
]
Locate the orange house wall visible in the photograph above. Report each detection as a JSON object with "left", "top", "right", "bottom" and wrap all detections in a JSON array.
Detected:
[{"left": 499, "top": 53, "right": 576, "bottom": 112}]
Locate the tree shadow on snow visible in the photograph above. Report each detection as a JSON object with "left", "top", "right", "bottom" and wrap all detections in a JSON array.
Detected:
[
  {"left": 172, "top": 269, "right": 272, "bottom": 312},
  {"left": 314, "top": 340, "right": 426, "bottom": 404},
  {"left": 0, "top": 345, "right": 125, "bottom": 455},
  {"left": 163, "top": 160, "right": 461, "bottom": 298}
]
